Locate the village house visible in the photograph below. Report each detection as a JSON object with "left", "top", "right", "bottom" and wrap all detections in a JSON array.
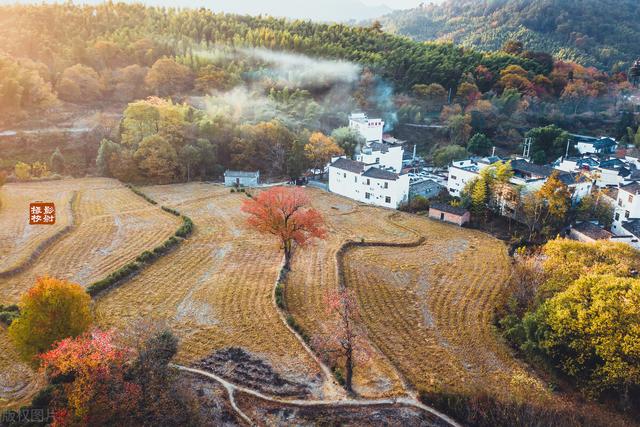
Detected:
[
  {"left": 224, "top": 170, "right": 260, "bottom": 187},
  {"left": 569, "top": 221, "right": 613, "bottom": 243},
  {"left": 328, "top": 157, "right": 410, "bottom": 208},
  {"left": 349, "top": 112, "right": 384, "bottom": 144},
  {"left": 611, "top": 182, "right": 640, "bottom": 235},
  {"left": 428, "top": 202, "right": 470, "bottom": 226},
  {"left": 355, "top": 141, "right": 404, "bottom": 173},
  {"left": 570, "top": 134, "right": 618, "bottom": 155}
]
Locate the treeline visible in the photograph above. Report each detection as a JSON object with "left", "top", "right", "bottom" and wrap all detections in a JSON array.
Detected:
[
  {"left": 97, "top": 97, "right": 358, "bottom": 183},
  {"left": 0, "top": 3, "right": 571, "bottom": 119}
]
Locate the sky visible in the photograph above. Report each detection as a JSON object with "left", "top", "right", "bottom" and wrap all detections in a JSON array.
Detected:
[
  {"left": 361, "top": 0, "right": 423, "bottom": 8},
  {"left": 0, "top": 0, "right": 428, "bottom": 21}
]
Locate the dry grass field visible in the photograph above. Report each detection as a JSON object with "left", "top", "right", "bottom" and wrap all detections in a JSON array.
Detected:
[
  {"left": 94, "top": 183, "right": 324, "bottom": 396},
  {"left": 284, "top": 190, "right": 547, "bottom": 403},
  {"left": 343, "top": 215, "right": 549, "bottom": 402},
  {"left": 284, "top": 189, "right": 419, "bottom": 398},
  {"left": 0, "top": 182, "right": 75, "bottom": 275},
  {"left": 0, "top": 178, "right": 180, "bottom": 407},
  {"left": 0, "top": 181, "right": 549, "bottom": 413}
]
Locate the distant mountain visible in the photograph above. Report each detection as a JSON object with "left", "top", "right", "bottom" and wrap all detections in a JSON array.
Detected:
[
  {"left": 378, "top": 0, "right": 640, "bottom": 71},
  {"left": 0, "top": 0, "right": 393, "bottom": 22}
]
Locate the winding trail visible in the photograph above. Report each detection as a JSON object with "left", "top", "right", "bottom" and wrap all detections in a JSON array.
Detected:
[{"left": 173, "top": 364, "right": 461, "bottom": 427}]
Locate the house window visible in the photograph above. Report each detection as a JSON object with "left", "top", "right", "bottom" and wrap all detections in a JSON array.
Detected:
[
  {"left": 366, "top": 179, "right": 370, "bottom": 185},
  {"left": 385, "top": 196, "right": 391, "bottom": 204},
  {"left": 619, "top": 198, "right": 623, "bottom": 207},
  {"left": 365, "top": 192, "right": 371, "bottom": 200},
  {"left": 629, "top": 195, "right": 634, "bottom": 203},
  {"left": 451, "top": 175, "right": 457, "bottom": 180},
  {"left": 375, "top": 157, "right": 380, "bottom": 163},
  {"left": 354, "top": 176, "right": 357, "bottom": 183},
  {"left": 440, "top": 212, "right": 445, "bottom": 220},
  {"left": 626, "top": 210, "right": 630, "bottom": 219},
  {"left": 343, "top": 173, "right": 346, "bottom": 178},
  {"left": 615, "top": 212, "right": 620, "bottom": 221},
  {"left": 384, "top": 182, "right": 388, "bottom": 189}
]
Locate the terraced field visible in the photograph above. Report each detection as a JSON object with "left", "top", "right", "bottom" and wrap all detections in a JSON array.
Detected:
[
  {"left": 0, "top": 178, "right": 180, "bottom": 407},
  {"left": 94, "top": 183, "right": 324, "bottom": 396},
  {"left": 284, "top": 189, "right": 418, "bottom": 398},
  {"left": 0, "top": 182, "right": 75, "bottom": 275},
  {"left": 343, "top": 215, "right": 549, "bottom": 402}
]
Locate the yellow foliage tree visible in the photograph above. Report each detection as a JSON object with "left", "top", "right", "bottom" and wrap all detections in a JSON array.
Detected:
[
  {"left": 304, "top": 132, "right": 343, "bottom": 176},
  {"left": 14, "top": 161, "right": 31, "bottom": 181},
  {"left": 8, "top": 276, "right": 93, "bottom": 365},
  {"left": 540, "top": 239, "right": 640, "bottom": 296},
  {"left": 538, "top": 274, "right": 640, "bottom": 398}
]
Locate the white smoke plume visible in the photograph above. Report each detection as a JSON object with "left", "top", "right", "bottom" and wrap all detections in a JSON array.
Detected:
[{"left": 239, "top": 47, "right": 361, "bottom": 89}]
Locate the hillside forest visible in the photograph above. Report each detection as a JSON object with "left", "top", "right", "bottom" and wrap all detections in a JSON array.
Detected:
[
  {"left": 379, "top": 0, "right": 640, "bottom": 73},
  {"left": 1, "top": 3, "right": 639, "bottom": 183}
]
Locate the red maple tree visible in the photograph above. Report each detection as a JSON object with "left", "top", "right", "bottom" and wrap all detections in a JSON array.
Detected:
[
  {"left": 241, "top": 186, "right": 326, "bottom": 268},
  {"left": 40, "top": 329, "right": 141, "bottom": 427}
]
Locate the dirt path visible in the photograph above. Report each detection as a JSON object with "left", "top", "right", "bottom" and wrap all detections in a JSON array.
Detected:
[{"left": 173, "top": 365, "right": 461, "bottom": 427}]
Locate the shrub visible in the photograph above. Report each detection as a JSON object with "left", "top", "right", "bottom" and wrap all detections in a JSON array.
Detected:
[
  {"left": 126, "top": 184, "right": 158, "bottom": 205},
  {"left": 175, "top": 216, "right": 193, "bottom": 238},
  {"left": 275, "top": 283, "right": 285, "bottom": 309},
  {"left": 161, "top": 206, "right": 180, "bottom": 217}
]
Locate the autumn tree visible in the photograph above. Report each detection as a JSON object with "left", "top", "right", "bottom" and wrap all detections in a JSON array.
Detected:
[
  {"left": 521, "top": 172, "right": 571, "bottom": 240},
  {"left": 540, "top": 239, "right": 640, "bottom": 296},
  {"left": 314, "top": 289, "right": 368, "bottom": 395},
  {"left": 241, "top": 187, "right": 326, "bottom": 269},
  {"left": 14, "top": 161, "right": 31, "bottom": 181},
  {"left": 535, "top": 275, "right": 640, "bottom": 403},
  {"left": 40, "top": 330, "right": 140, "bottom": 426},
  {"left": 56, "top": 64, "right": 103, "bottom": 104},
  {"left": 304, "top": 132, "right": 343, "bottom": 177},
  {"left": 8, "top": 277, "right": 92, "bottom": 364},
  {"left": 145, "top": 57, "right": 193, "bottom": 97},
  {"left": 134, "top": 135, "right": 180, "bottom": 184}
]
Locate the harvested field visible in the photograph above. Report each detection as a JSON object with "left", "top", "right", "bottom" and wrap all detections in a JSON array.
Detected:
[
  {"left": 0, "top": 182, "right": 75, "bottom": 275},
  {"left": 343, "top": 215, "right": 549, "bottom": 402},
  {"left": 0, "top": 177, "right": 180, "bottom": 406},
  {"left": 284, "top": 189, "right": 418, "bottom": 398},
  {"left": 95, "top": 183, "right": 323, "bottom": 396}
]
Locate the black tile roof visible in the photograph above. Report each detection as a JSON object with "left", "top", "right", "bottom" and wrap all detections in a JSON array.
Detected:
[
  {"left": 224, "top": 170, "right": 259, "bottom": 178},
  {"left": 572, "top": 221, "right": 612, "bottom": 240},
  {"left": 510, "top": 159, "right": 553, "bottom": 177},
  {"left": 368, "top": 142, "right": 389, "bottom": 153},
  {"left": 362, "top": 167, "right": 399, "bottom": 181},
  {"left": 622, "top": 219, "right": 640, "bottom": 237},
  {"left": 620, "top": 182, "right": 640, "bottom": 195},
  {"left": 429, "top": 202, "right": 469, "bottom": 216},
  {"left": 330, "top": 158, "right": 366, "bottom": 174}
]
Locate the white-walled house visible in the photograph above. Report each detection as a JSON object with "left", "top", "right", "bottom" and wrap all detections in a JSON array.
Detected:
[
  {"left": 571, "top": 134, "right": 618, "bottom": 155},
  {"left": 224, "top": 170, "right": 260, "bottom": 187},
  {"left": 356, "top": 142, "right": 404, "bottom": 173},
  {"left": 612, "top": 182, "right": 640, "bottom": 235},
  {"left": 349, "top": 112, "right": 384, "bottom": 144},
  {"left": 328, "top": 157, "right": 409, "bottom": 208}
]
